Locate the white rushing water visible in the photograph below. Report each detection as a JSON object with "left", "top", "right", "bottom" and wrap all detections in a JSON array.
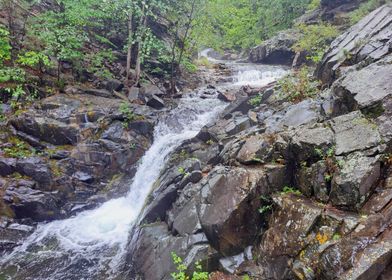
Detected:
[{"left": 0, "top": 50, "right": 288, "bottom": 280}]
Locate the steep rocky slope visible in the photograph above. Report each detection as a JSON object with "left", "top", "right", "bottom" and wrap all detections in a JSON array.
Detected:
[{"left": 129, "top": 4, "right": 392, "bottom": 279}]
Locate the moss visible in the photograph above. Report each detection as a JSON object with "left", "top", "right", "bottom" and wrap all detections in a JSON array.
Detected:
[
  {"left": 2, "top": 136, "right": 35, "bottom": 158},
  {"left": 8, "top": 172, "right": 31, "bottom": 180},
  {"left": 49, "top": 160, "right": 63, "bottom": 178}
]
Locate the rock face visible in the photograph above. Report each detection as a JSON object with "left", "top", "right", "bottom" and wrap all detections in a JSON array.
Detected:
[
  {"left": 128, "top": 5, "right": 392, "bottom": 280},
  {"left": 249, "top": 30, "right": 299, "bottom": 65},
  {"left": 0, "top": 94, "right": 155, "bottom": 226},
  {"left": 316, "top": 4, "right": 392, "bottom": 85}
]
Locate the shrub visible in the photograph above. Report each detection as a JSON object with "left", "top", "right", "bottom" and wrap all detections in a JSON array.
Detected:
[
  {"left": 0, "top": 25, "right": 11, "bottom": 63},
  {"left": 248, "top": 94, "right": 263, "bottom": 107},
  {"left": 278, "top": 67, "right": 320, "bottom": 103},
  {"left": 171, "top": 252, "right": 209, "bottom": 280},
  {"left": 119, "top": 102, "right": 136, "bottom": 127},
  {"left": 293, "top": 23, "right": 339, "bottom": 63},
  {"left": 307, "top": 0, "right": 321, "bottom": 11},
  {"left": 349, "top": 0, "right": 391, "bottom": 25}
]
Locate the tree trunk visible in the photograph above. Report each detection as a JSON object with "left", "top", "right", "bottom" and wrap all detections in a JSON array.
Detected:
[
  {"left": 134, "top": 5, "right": 147, "bottom": 86},
  {"left": 125, "top": 10, "right": 133, "bottom": 87}
]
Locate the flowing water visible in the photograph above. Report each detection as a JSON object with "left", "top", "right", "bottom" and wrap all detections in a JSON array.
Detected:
[{"left": 0, "top": 51, "right": 288, "bottom": 280}]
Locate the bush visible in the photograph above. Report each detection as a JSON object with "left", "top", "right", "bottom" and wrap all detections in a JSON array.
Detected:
[
  {"left": 0, "top": 26, "right": 11, "bottom": 63},
  {"left": 348, "top": 0, "right": 391, "bottom": 24},
  {"left": 171, "top": 252, "right": 209, "bottom": 280},
  {"left": 278, "top": 67, "right": 320, "bottom": 103},
  {"left": 293, "top": 23, "right": 339, "bottom": 63}
]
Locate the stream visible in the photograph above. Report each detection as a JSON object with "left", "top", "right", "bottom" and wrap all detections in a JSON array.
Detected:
[{"left": 0, "top": 51, "right": 288, "bottom": 280}]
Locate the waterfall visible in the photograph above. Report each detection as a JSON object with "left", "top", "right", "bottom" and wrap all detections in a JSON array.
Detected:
[{"left": 0, "top": 55, "right": 288, "bottom": 280}]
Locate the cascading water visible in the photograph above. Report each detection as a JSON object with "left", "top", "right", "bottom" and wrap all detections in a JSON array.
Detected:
[{"left": 0, "top": 51, "right": 288, "bottom": 280}]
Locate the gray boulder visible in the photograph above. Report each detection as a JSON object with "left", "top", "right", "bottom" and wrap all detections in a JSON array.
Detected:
[{"left": 249, "top": 30, "right": 299, "bottom": 65}]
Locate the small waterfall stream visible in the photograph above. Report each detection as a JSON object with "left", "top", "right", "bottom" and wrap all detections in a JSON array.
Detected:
[{"left": 0, "top": 52, "right": 288, "bottom": 280}]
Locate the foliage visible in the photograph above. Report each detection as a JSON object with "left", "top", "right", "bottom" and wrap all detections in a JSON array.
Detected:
[
  {"left": 307, "top": 0, "right": 321, "bottom": 11},
  {"left": 17, "top": 51, "right": 51, "bottom": 68},
  {"left": 119, "top": 102, "right": 136, "bottom": 127},
  {"left": 194, "top": 0, "right": 313, "bottom": 50},
  {"left": 0, "top": 67, "right": 25, "bottom": 83},
  {"left": 248, "top": 94, "right": 263, "bottom": 107},
  {"left": 2, "top": 137, "right": 35, "bottom": 158},
  {"left": 171, "top": 252, "right": 209, "bottom": 280},
  {"left": 293, "top": 23, "right": 339, "bottom": 63},
  {"left": 281, "top": 186, "right": 302, "bottom": 195},
  {"left": 0, "top": 25, "right": 11, "bottom": 63},
  {"left": 85, "top": 50, "right": 115, "bottom": 80},
  {"left": 349, "top": 0, "right": 391, "bottom": 24},
  {"left": 278, "top": 67, "right": 320, "bottom": 103}
]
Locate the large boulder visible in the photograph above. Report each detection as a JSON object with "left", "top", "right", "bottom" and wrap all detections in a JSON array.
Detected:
[
  {"left": 330, "top": 111, "right": 381, "bottom": 155},
  {"left": 249, "top": 30, "right": 299, "bottom": 65},
  {"left": 129, "top": 223, "right": 219, "bottom": 280},
  {"left": 3, "top": 186, "right": 61, "bottom": 221},
  {"left": 199, "top": 166, "right": 268, "bottom": 256},
  {"left": 331, "top": 55, "right": 392, "bottom": 114},
  {"left": 330, "top": 152, "right": 381, "bottom": 209},
  {"left": 316, "top": 4, "right": 392, "bottom": 85}
]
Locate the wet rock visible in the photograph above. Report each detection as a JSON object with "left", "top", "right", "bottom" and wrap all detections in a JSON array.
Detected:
[
  {"left": 146, "top": 94, "right": 165, "bottom": 109},
  {"left": 11, "top": 114, "right": 79, "bottom": 145},
  {"left": 130, "top": 223, "right": 219, "bottom": 280},
  {"left": 264, "top": 99, "right": 322, "bottom": 132},
  {"left": 249, "top": 30, "right": 299, "bottom": 65},
  {"left": 316, "top": 4, "right": 392, "bottom": 85},
  {"left": 218, "top": 91, "right": 236, "bottom": 102},
  {"left": 4, "top": 186, "right": 61, "bottom": 221},
  {"left": 291, "top": 124, "right": 335, "bottom": 162},
  {"left": 330, "top": 152, "right": 380, "bottom": 209},
  {"left": 236, "top": 133, "right": 286, "bottom": 164},
  {"left": 199, "top": 166, "right": 268, "bottom": 256},
  {"left": 72, "top": 171, "right": 94, "bottom": 183},
  {"left": 65, "top": 86, "right": 113, "bottom": 98},
  {"left": 333, "top": 57, "right": 392, "bottom": 111},
  {"left": 0, "top": 158, "right": 16, "bottom": 176},
  {"left": 319, "top": 202, "right": 392, "bottom": 279},
  {"left": 0, "top": 223, "right": 34, "bottom": 253},
  {"left": 330, "top": 111, "right": 381, "bottom": 156},
  {"left": 15, "top": 157, "right": 53, "bottom": 189},
  {"left": 261, "top": 194, "right": 323, "bottom": 257},
  {"left": 102, "top": 78, "right": 124, "bottom": 92}
]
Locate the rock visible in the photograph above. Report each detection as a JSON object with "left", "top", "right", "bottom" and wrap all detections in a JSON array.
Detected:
[
  {"left": 330, "top": 111, "right": 381, "bottom": 156},
  {"left": 236, "top": 133, "right": 285, "bottom": 164},
  {"left": 330, "top": 152, "right": 380, "bottom": 209},
  {"left": 291, "top": 124, "right": 335, "bottom": 162},
  {"left": 4, "top": 186, "right": 61, "bottom": 221},
  {"left": 218, "top": 91, "right": 236, "bottom": 102},
  {"left": 130, "top": 223, "right": 219, "bottom": 280},
  {"left": 15, "top": 157, "right": 53, "bottom": 189},
  {"left": 65, "top": 86, "right": 114, "bottom": 98},
  {"left": 264, "top": 99, "right": 323, "bottom": 132},
  {"left": 319, "top": 203, "right": 392, "bottom": 279},
  {"left": 11, "top": 114, "right": 79, "bottom": 145},
  {"left": 332, "top": 56, "right": 392, "bottom": 113},
  {"left": 146, "top": 94, "right": 165, "bottom": 109},
  {"left": 0, "top": 158, "right": 16, "bottom": 176},
  {"left": 102, "top": 78, "right": 124, "bottom": 92},
  {"left": 249, "top": 30, "right": 299, "bottom": 65},
  {"left": 260, "top": 194, "right": 323, "bottom": 257},
  {"left": 0, "top": 223, "right": 34, "bottom": 254},
  {"left": 199, "top": 166, "right": 268, "bottom": 256},
  {"left": 72, "top": 171, "right": 94, "bottom": 183},
  {"left": 316, "top": 4, "right": 392, "bottom": 85}
]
